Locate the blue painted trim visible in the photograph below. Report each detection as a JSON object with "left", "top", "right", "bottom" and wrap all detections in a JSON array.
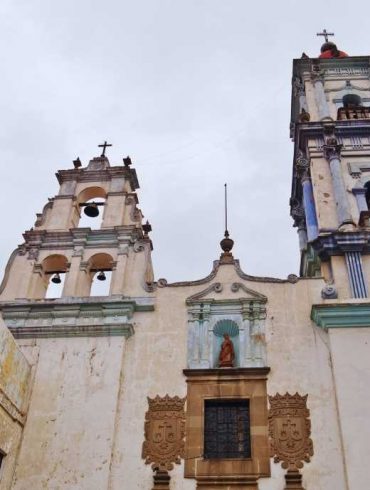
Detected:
[
  {"left": 345, "top": 252, "right": 368, "bottom": 298},
  {"left": 311, "top": 303, "right": 370, "bottom": 328},
  {"left": 302, "top": 179, "right": 319, "bottom": 241}
]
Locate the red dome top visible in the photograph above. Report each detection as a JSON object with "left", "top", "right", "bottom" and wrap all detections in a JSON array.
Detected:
[
  {"left": 319, "top": 42, "right": 348, "bottom": 59},
  {"left": 319, "top": 49, "right": 348, "bottom": 59}
]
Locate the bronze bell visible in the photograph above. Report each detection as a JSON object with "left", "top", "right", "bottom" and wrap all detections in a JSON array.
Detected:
[
  {"left": 97, "top": 270, "right": 106, "bottom": 281},
  {"left": 51, "top": 273, "right": 62, "bottom": 284},
  {"left": 84, "top": 202, "right": 99, "bottom": 218}
]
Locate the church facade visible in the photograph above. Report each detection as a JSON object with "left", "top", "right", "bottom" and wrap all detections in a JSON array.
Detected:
[{"left": 0, "top": 42, "right": 369, "bottom": 489}]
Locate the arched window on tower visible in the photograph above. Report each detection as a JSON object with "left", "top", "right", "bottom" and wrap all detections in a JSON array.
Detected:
[
  {"left": 338, "top": 94, "right": 370, "bottom": 120},
  {"left": 77, "top": 187, "right": 107, "bottom": 230},
  {"left": 43, "top": 254, "right": 69, "bottom": 299},
  {"left": 87, "top": 253, "right": 114, "bottom": 296}
]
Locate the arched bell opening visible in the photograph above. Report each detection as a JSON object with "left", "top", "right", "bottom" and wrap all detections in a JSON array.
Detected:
[
  {"left": 212, "top": 319, "right": 240, "bottom": 368},
  {"left": 77, "top": 187, "right": 107, "bottom": 230},
  {"left": 43, "top": 254, "right": 69, "bottom": 299},
  {"left": 87, "top": 253, "right": 114, "bottom": 296}
]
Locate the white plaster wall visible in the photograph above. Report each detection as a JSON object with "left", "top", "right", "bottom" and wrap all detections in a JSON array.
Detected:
[
  {"left": 12, "top": 336, "right": 126, "bottom": 490},
  {"left": 328, "top": 327, "right": 370, "bottom": 489},
  {"left": 7, "top": 263, "right": 352, "bottom": 490},
  {"left": 109, "top": 265, "right": 347, "bottom": 489}
]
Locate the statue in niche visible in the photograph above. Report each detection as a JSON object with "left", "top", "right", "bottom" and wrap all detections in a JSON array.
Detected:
[{"left": 219, "top": 334, "right": 235, "bottom": 368}]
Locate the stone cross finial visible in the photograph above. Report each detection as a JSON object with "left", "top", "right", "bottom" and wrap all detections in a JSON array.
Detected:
[
  {"left": 98, "top": 140, "right": 112, "bottom": 157},
  {"left": 316, "top": 29, "right": 334, "bottom": 43}
]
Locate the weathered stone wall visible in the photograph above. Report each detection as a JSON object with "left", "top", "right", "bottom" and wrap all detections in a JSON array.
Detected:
[{"left": 0, "top": 319, "right": 30, "bottom": 490}]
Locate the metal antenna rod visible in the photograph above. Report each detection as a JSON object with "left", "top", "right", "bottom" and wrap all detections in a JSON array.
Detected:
[{"left": 224, "top": 183, "right": 228, "bottom": 234}]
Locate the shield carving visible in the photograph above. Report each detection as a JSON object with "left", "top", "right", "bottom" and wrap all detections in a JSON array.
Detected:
[
  {"left": 269, "top": 393, "right": 313, "bottom": 470},
  {"left": 142, "top": 395, "right": 186, "bottom": 471}
]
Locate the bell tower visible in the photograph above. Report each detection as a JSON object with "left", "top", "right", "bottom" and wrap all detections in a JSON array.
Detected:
[
  {"left": 0, "top": 145, "right": 154, "bottom": 315},
  {"left": 290, "top": 34, "right": 370, "bottom": 299}
]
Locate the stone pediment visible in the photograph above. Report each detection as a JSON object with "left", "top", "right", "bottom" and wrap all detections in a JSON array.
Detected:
[{"left": 186, "top": 282, "right": 267, "bottom": 305}]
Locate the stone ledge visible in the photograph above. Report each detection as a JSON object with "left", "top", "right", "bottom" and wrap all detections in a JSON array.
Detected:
[
  {"left": 311, "top": 302, "right": 370, "bottom": 328},
  {"left": 183, "top": 368, "right": 270, "bottom": 379},
  {"left": 0, "top": 297, "right": 154, "bottom": 338},
  {"left": 9, "top": 323, "right": 134, "bottom": 339}
]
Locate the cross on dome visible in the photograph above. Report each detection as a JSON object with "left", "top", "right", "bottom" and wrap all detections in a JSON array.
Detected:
[{"left": 316, "top": 29, "right": 334, "bottom": 43}]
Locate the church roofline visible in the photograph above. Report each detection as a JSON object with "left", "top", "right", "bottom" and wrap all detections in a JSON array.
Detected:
[{"left": 156, "top": 259, "right": 319, "bottom": 288}]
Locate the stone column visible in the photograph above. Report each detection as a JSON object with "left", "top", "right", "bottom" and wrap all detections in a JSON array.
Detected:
[
  {"left": 187, "top": 310, "right": 200, "bottom": 369},
  {"left": 296, "top": 152, "right": 319, "bottom": 242},
  {"left": 291, "top": 200, "right": 308, "bottom": 251},
  {"left": 312, "top": 71, "right": 331, "bottom": 120},
  {"left": 324, "top": 143, "right": 353, "bottom": 227},
  {"left": 301, "top": 174, "right": 319, "bottom": 241},
  {"left": 110, "top": 247, "right": 128, "bottom": 295},
  {"left": 297, "top": 222, "right": 308, "bottom": 251},
  {"left": 62, "top": 254, "right": 81, "bottom": 297},
  {"left": 199, "top": 308, "right": 211, "bottom": 368}
]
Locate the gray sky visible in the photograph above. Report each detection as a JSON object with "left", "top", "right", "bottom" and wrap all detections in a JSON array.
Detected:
[{"left": 1, "top": 0, "right": 369, "bottom": 283}]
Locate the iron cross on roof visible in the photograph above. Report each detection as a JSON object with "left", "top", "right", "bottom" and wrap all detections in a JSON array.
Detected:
[
  {"left": 98, "top": 140, "right": 112, "bottom": 157},
  {"left": 316, "top": 29, "right": 334, "bottom": 43}
]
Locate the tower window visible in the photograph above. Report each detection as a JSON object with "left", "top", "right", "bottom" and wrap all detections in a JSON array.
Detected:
[
  {"left": 204, "top": 399, "right": 251, "bottom": 459},
  {"left": 338, "top": 94, "right": 370, "bottom": 120}
]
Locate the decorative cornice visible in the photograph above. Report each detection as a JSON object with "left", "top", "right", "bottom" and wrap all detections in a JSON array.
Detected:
[
  {"left": 0, "top": 297, "right": 154, "bottom": 339},
  {"left": 234, "top": 260, "right": 295, "bottom": 283},
  {"left": 313, "top": 232, "right": 370, "bottom": 257},
  {"left": 56, "top": 165, "right": 140, "bottom": 190},
  {"left": 185, "top": 283, "right": 223, "bottom": 304},
  {"left": 311, "top": 303, "right": 370, "bottom": 328},
  {"left": 21, "top": 226, "right": 144, "bottom": 252},
  {"left": 230, "top": 282, "right": 267, "bottom": 302},
  {"left": 157, "top": 261, "right": 220, "bottom": 288}
]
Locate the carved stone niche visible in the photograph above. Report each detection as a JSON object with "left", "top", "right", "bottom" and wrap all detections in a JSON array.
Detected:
[
  {"left": 186, "top": 283, "right": 268, "bottom": 370},
  {"left": 183, "top": 368, "right": 270, "bottom": 490}
]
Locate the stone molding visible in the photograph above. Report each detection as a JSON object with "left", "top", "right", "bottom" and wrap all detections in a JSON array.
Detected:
[
  {"left": 18, "top": 227, "right": 144, "bottom": 267},
  {"left": 348, "top": 161, "right": 370, "bottom": 179},
  {"left": 0, "top": 297, "right": 154, "bottom": 338},
  {"left": 311, "top": 302, "right": 370, "bottom": 328},
  {"left": 183, "top": 367, "right": 270, "bottom": 488},
  {"left": 56, "top": 165, "right": 139, "bottom": 190},
  {"left": 158, "top": 260, "right": 297, "bottom": 288}
]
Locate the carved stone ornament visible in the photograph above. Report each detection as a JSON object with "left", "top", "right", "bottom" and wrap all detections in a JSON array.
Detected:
[
  {"left": 142, "top": 395, "right": 186, "bottom": 472},
  {"left": 269, "top": 393, "right": 313, "bottom": 470}
]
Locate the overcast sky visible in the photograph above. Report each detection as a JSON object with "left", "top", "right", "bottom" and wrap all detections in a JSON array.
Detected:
[{"left": 1, "top": 0, "right": 369, "bottom": 284}]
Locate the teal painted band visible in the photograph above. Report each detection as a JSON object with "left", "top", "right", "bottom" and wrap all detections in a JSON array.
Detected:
[{"left": 311, "top": 303, "right": 370, "bottom": 328}]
